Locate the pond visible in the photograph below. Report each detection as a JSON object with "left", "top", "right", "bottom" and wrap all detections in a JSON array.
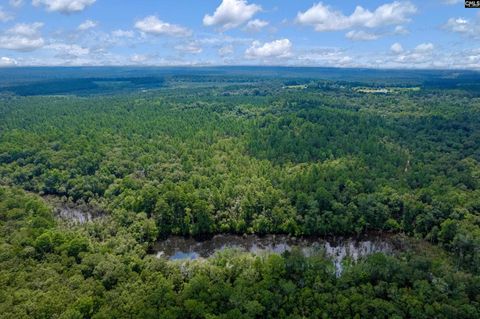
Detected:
[{"left": 153, "top": 234, "right": 401, "bottom": 276}]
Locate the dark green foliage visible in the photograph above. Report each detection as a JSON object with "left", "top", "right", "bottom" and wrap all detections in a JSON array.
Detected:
[
  {"left": 1, "top": 189, "right": 478, "bottom": 318},
  {"left": 0, "top": 77, "right": 165, "bottom": 96},
  {"left": 1, "top": 70, "right": 480, "bottom": 317}
]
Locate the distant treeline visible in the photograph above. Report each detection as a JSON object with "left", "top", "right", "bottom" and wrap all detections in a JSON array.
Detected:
[{"left": 0, "top": 76, "right": 165, "bottom": 96}]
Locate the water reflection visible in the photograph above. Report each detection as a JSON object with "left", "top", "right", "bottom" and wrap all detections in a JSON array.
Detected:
[{"left": 153, "top": 234, "right": 395, "bottom": 275}]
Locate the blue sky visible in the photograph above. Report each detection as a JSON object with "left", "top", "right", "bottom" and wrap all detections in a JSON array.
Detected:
[{"left": 0, "top": 0, "right": 479, "bottom": 68}]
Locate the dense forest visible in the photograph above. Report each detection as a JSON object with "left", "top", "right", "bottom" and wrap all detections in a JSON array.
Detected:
[{"left": 1, "top": 68, "right": 479, "bottom": 318}]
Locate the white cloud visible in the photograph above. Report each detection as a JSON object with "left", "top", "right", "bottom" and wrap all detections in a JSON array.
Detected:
[
  {"left": 175, "top": 42, "right": 203, "bottom": 54},
  {"left": 219, "top": 44, "right": 234, "bottom": 56},
  {"left": 345, "top": 30, "right": 379, "bottom": 41},
  {"left": 445, "top": 17, "right": 470, "bottom": 33},
  {"left": 47, "top": 43, "right": 90, "bottom": 57},
  {"left": 78, "top": 19, "right": 97, "bottom": 31},
  {"left": 135, "top": 16, "right": 191, "bottom": 37},
  {"left": 443, "top": 17, "right": 480, "bottom": 38},
  {"left": 245, "top": 39, "right": 292, "bottom": 59},
  {"left": 9, "top": 0, "right": 23, "bottom": 7},
  {"left": 112, "top": 29, "right": 134, "bottom": 38},
  {"left": 295, "top": 48, "right": 354, "bottom": 67},
  {"left": 296, "top": 1, "right": 416, "bottom": 32},
  {"left": 0, "top": 36, "right": 44, "bottom": 51},
  {"left": 203, "top": 0, "right": 261, "bottom": 30},
  {"left": 197, "top": 34, "right": 251, "bottom": 46},
  {"left": 243, "top": 19, "right": 268, "bottom": 32},
  {"left": 296, "top": 3, "right": 348, "bottom": 31},
  {"left": 459, "top": 49, "right": 480, "bottom": 68},
  {"left": 8, "top": 22, "right": 44, "bottom": 37},
  {"left": 389, "top": 42, "right": 435, "bottom": 66},
  {"left": 394, "top": 25, "right": 409, "bottom": 34},
  {"left": 0, "top": 56, "right": 18, "bottom": 66},
  {"left": 390, "top": 42, "right": 404, "bottom": 54},
  {"left": 414, "top": 42, "right": 434, "bottom": 53},
  {"left": 130, "top": 54, "right": 148, "bottom": 64},
  {"left": 0, "top": 7, "right": 13, "bottom": 22},
  {"left": 32, "top": 0, "right": 96, "bottom": 13},
  {"left": 0, "top": 22, "right": 45, "bottom": 51}
]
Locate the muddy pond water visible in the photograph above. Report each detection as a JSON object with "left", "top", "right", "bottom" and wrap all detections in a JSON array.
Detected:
[
  {"left": 153, "top": 234, "right": 401, "bottom": 275},
  {"left": 44, "top": 196, "right": 402, "bottom": 275}
]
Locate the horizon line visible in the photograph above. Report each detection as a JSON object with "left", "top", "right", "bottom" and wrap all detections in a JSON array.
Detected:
[{"left": 0, "top": 65, "right": 478, "bottom": 72}]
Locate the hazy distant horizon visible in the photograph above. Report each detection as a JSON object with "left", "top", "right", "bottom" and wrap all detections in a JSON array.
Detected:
[{"left": 0, "top": 65, "right": 479, "bottom": 72}]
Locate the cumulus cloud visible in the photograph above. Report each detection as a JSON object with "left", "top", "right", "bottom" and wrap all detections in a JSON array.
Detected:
[
  {"left": 0, "top": 36, "right": 44, "bottom": 52},
  {"left": 0, "top": 7, "right": 13, "bottom": 22},
  {"left": 0, "top": 22, "right": 45, "bottom": 51},
  {"left": 445, "top": 17, "right": 470, "bottom": 33},
  {"left": 135, "top": 16, "right": 191, "bottom": 37},
  {"left": 390, "top": 42, "right": 435, "bottom": 66},
  {"left": 77, "top": 19, "right": 97, "bottom": 31},
  {"left": 345, "top": 30, "right": 379, "bottom": 41},
  {"left": 0, "top": 56, "right": 18, "bottom": 66},
  {"left": 9, "top": 22, "right": 44, "bottom": 37},
  {"left": 175, "top": 42, "right": 203, "bottom": 54},
  {"left": 296, "top": 1, "right": 416, "bottom": 32},
  {"left": 243, "top": 19, "right": 269, "bottom": 32},
  {"left": 32, "top": 0, "right": 96, "bottom": 14},
  {"left": 414, "top": 42, "right": 434, "bottom": 53},
  {"left": 203, "top": 0, "right": 261, "bottom": 30},
  {"left": 390, "top": 42, "right": 404, "bottom": 54},
  {"left": 444, "top": 17, "right": 480, "bottom": 38},
  {"left": 245, "top": 39, "right": 292, "bottom": 59}
]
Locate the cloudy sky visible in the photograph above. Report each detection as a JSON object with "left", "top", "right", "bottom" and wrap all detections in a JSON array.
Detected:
[{"left": 0, "top": 0, "right": 479, "bottom": 68}]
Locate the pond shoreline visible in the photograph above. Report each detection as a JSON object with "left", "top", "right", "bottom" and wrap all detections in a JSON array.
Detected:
[
  {"left": 152, "top": 232, "right": 409, "bottom": 275},
  {"left": 150, "top": 231, "right": 407, "bottom": 252}
]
